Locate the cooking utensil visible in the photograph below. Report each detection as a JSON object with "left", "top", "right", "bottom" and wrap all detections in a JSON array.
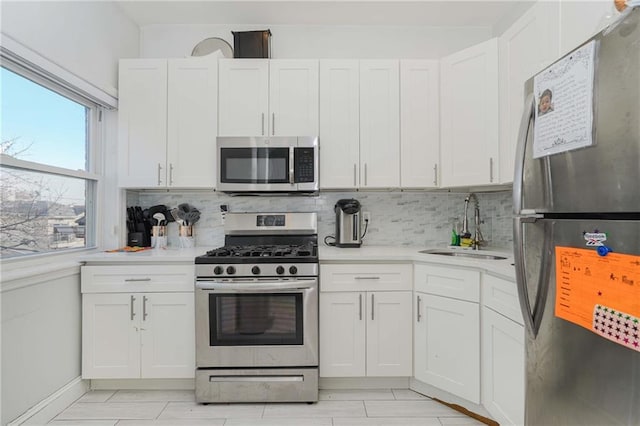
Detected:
[
  {"left": 153, "top": 212, "right": 166, "bottom": 226},
  {"left": 170, "top": 207, "right": 184, "bottom": 226}
]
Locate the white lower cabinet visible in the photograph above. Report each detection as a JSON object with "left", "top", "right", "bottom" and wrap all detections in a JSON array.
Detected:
[
  {"left": 81, "top": 264, "right": 195, "bottom": 380},
  {"left": 414, "top": 292, "right": 480, "bottom": 403},
  {"left": 413, "top": 263, "right": 481, "bottom": 403},
  {"left": 83, "top": 292, "right": 194, "bottom": 379},
  {"left": 319, "top": 263, "right": 413, "bottom": 378},
  {"left": 320, "top": 291, "right": 412, "bottom": 377},
  {"left": 481, "top": 306, "right": 525, "bottom": 426}
]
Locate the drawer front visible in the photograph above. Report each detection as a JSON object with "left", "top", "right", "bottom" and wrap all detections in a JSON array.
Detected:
[
  {"left": 81, "top": 265, "right": 194, "bottom": 293},
  {"left": 320, "top": 264, "right": 412, "bottom": 292},
  {"left": 482, "top": 273, "right": 523, "bottom": 325},
  {"left": 414, "top": 263, "right": 480, "bottom": 302}
]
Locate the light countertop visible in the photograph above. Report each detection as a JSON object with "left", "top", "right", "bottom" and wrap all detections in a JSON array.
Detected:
[
  {"left": 81, "top": 245, "right": 515, "bottom": 281},
  {"left": 319, "top": 245, "right": 515, "bottom": 281}
]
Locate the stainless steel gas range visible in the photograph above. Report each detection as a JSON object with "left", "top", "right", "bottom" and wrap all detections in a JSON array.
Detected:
[{"left": 194, "top": 212, "right": 318, "bottom": 403}]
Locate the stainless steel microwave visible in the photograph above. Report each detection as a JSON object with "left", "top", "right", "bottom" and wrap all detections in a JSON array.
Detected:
[{"left": 217, "top": 136, "right": 319, "bottom": 193}]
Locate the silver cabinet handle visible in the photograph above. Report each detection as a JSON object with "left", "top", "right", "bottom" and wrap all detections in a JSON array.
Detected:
[
  {"left": 489, "top": 157, "right": 494, "bottom": 183},
  {"left": 359, "top": 293, "right": 363, "bottom": 321},
  {"left": 169, "top": 163, "right": 174, "bottom": 186},
  {"left": 364, "top": 163, "right": 368, "bottom": 186},
  {"left": 143, "top": 296, "right": 148, "bottom": 321},
  {"left": 355, "top": 276, "right": 380, "bottom": 280},
  {"left": 289, "top": 147, "right": 295, "bottom": 184},
  {"left": 353, "top": 164, "right": 357, "bottom": 186},
  {"left": 272, "top": 113, "right": 275, "bottom": 136},
  {"left": 125, "top": 278, "right": 151, "bottom": 282},
  {"left": 417, "top": 295, "right": 422, "bottom": 322},
  {"left": 371, "top": 293, "right": 375, "bottom": 320},
  {"left": 157, "top": 163, "right": 162, "bottom": 186},
  {"left": 130, "top": 295, "right": 136, "bottom": 321},
  {"left": 261, "top": 113, "right": 265, "bottom": 135},
  {"left": 433, "top": 164, "right": 438, "bottom": 186}
]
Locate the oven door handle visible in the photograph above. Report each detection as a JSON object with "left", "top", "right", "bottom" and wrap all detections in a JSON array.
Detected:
[{"left": 195, "top": 280, "right": 316, "bottom": 292}]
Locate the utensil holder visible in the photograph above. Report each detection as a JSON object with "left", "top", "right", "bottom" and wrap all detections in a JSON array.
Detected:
[
  {"left": 151, "top": 226, "right": 168, "bottom": 249},
  {"left": 179, "top": 225, "right": 194, "bottom": 249}
]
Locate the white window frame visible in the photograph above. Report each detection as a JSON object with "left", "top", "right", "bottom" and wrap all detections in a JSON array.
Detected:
[{"left": 0, "top": 56, "right": 105, "bottom": 262}]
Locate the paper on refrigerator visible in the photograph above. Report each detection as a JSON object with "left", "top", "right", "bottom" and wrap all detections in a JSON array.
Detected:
[{"left": 533, "top": 40, "right": 596, "bottom": 159}]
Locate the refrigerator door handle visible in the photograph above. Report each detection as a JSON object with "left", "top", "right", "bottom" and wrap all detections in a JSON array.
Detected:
[
  {"left": 514, "top": 215, "right": 553, "bottom": 338},
  {"left": 513, "top": 93, "right": 535, "bottom": 216}
]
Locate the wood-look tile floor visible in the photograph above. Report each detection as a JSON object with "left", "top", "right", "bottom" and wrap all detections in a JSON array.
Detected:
[{"left": 49, "top": 389, "right": 486, "bottom": 425}]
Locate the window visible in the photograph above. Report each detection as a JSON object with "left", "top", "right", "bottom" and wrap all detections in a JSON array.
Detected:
[{"left": 1, "top": 64, "right": 101, "bottom": 258}]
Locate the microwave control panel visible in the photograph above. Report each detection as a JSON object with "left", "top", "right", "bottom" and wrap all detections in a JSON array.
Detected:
[{"left": 294, "top": 148, "right": 315, "bottom": 183}]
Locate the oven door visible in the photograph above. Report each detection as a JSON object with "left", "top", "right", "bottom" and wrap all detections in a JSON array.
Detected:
[{"left": 195, "top": 278, "right": 318, "bottom": 368}]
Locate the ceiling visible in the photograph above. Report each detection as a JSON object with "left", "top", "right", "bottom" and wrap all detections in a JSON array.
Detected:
[{"left": 115, "top": 1, "right": 534, "bottom": 27}]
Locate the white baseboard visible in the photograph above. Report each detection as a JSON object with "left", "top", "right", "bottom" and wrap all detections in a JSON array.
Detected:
[
  {"left": 90, "top": 378, "right": 194, "bottom": 390},
  {"left": 9, "top": 377, "right": 89, "bottom": 426},
  {"left": 319, "top": 377, "right": 410, "bottom": 390}
]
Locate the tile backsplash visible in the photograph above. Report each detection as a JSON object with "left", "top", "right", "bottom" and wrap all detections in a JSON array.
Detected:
[{"left": 133, "top": 190, "right": 513, "bottom": 250}]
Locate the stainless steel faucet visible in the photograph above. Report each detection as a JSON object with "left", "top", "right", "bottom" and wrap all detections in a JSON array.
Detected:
[{"left": 461, "top": 193, "right": 484, "bottom": 250}]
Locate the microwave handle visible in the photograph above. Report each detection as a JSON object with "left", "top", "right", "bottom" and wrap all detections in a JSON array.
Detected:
[{"left": 289, "top": 147, "right": 295, "bottom": 184}]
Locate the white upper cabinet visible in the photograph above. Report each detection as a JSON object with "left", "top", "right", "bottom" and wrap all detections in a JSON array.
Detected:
[
  {"left": 167, "top": 58, "right": 218, "bottom": 188},
  {"left": 118, "top": 58, "right": 217, "bottom": 188},
  {"left": 218, "top": 59, "right": 269, "bottom": 136},
  {"left": 498, "top": 2, "right": 560, "bottom": 184},
  {"left": 118, "top": 59, "right": 168, "bottom": 188},
  {"left": 269, "top": 59, "right": 319, "bottom": 136},
  {"left": 440, "top": 38, "right": 499, "bottom": 188},
  {"left": 319, "top": 60, "right": 360, "bottom": 189},
  {"left": 360, "top": 60, "right": 400, "bottom": 188},
  {"left": 400, "top": 60, "right": 440, "bottom": 188},
  {"left": 218, "top": 59, "right": 319, "bottom": 137}
]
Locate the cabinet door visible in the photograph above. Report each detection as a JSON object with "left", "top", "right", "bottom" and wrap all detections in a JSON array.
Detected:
[
  {"left": 360, "top": 60, "right": 400, "bottom": 188},
  {"left": 140, "top": 293, "right": 195, "bottom": 378},
  {"left": 440, "top": 38, "right": 499, "bottom": 187},
  {"left": 400, "top": 60, "right": 440, "bottom": 188},
  {"left": 167, "top": 58, "right": 218, "bottom": 188},
  {"left": 367, "top": 291, "right": 412, "bottom": 377},
  {"left": 218, "top": 59, "right": 269, "bottom": 136},
  {"left": 118, "top": 59, "right": 167, "bottom": 188},
  {"left": 481, "top": 306, "right": 525, "bottom": 426},
  {"left": 82, "top": 293, "right": 140, "bottom": 379},
  {"left": 415, "top": 293, "right": 480, "bottom": 403},
  {"left": 498, "top": 2, "right": 560, "bottom": 183},
  {"left": 269, "top": 59, "right": 319, "bottom": 137},
  {"left": 319, "top": 60, "right": 360, "bottom": 189},
  {"left": 319, "top": 292, "right": 366, "bottom": 377}
]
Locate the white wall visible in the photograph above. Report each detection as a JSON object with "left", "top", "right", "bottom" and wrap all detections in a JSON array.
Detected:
[
  {"left": 0, "top": 2, "right": 139, "bottom": 424},
  {"left": 141, "top": 24, "right": 492, "bottom": 59},
  {"left": 1, "top": 269, "right": 81, "bottom": 425},
  {"left": 1, "top": 1, "right": 139, "bottom": 94}
]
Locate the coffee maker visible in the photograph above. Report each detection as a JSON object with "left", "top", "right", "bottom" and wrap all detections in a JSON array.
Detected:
[{"left": 334, "top": 199, "right": 362, "bottom": 247}]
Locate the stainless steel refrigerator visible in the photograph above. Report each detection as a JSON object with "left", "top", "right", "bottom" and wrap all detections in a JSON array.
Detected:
[{"left": 513, "top": 7, "right": 640, "bottom": 426}]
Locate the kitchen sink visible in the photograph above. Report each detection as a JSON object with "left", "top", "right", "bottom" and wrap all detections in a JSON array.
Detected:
[{"left": 419, "top": 249, "right": 508, "bottom": 260}]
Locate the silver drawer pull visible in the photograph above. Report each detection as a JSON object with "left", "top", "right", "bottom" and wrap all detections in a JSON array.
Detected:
[
  {"left": 354, "top": 276, "right": 380, "bottom": 280},
  {"left": 125, "top": 278, "right": 152, "bottom": 282},
  {"left": 130, "top": 295, "right": 136, "bottom": 320},
  {"left": 209, "top": 375, "right": 303, "bottom": 383}
]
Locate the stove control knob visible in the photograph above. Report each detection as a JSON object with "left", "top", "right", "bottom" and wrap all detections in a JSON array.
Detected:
[
  {"left": 276, "top": 266, "right": 285, "bottom": 275},
  {"left": 252, "top": 266, "right": 261, "bottom": 275},
  {"left": 226, "top": 266, "right": 236, "bottom": 275},
  {"left": 214, "top": 266, "right": 224, "bottom": 275},
  {"left": 289, "top": 266, "right": 298, "bottom": 275}
]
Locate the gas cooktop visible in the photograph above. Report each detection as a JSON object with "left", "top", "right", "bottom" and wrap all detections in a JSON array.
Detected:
[{"left": 196, "top": 243, "right": 318, "bottom": 264}]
